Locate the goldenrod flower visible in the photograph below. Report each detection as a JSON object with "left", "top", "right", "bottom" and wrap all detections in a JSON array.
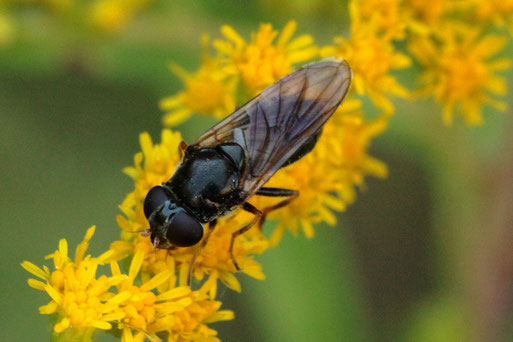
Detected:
[
  {"left": 214, "top": 20, "right": 318, "bottom": 96},
  {"left": 329, "top": 110, "right": 389, "bottom": 196},
  {"left": 117, "top": 129, "right": 269, "bottom": 294},
  {"left": 350, "top": 0, "right": 406, "bottom": 40},
  {"left": 89, "top": 0, "right": 150, "bottom": 34},
  {"left": 472, "top": 0, "right": 513, "bottom": 34},
  {"left": 408, "top": 25, "right": 511, "bottom": 125},
  {"left": 321, "top": 18, "right": 410, "bottom": 113},
  {"left": 119, "top": 129, "right": 183, "bottom": 239},
  {"left": 161, "top": 22, "right": 317, "bottom": 126},
  {"left": 404, "top": 0, "right": 450, "bottom": 26},
  {"left": 21, "top": 226, "right": 126, "bottom": 335},
  {"left": 111, "top": 248, "right": 233, "bottom": 341},
  {"left": 401, "top": 0, "right": 476, "bottom": 36},
  {"left": 161, "top": 36, "right": 237, "bottom": 126},
  {"left": 23, "top": 225, "right": 233, "bottom": 341}
]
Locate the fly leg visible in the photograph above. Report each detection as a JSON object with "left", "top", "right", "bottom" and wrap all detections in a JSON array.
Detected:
[
  {"left": 255, "top": 187, "right": 299, "bottom": 229},
  {"left": 187, "top": 219, "right": 216, "bottom": 285},
  {"left": 230, "top": 202, "right": 262, "bottom": 271},
  {"left": 178, "top": 141, "right": 188, "bottom": 158}
]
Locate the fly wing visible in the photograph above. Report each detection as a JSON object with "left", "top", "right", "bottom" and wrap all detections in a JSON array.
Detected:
[{"left": 191, "top": 57, "right": 352, "bottom": 196}]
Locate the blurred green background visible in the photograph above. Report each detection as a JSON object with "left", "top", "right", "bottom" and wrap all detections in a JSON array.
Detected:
[{"left": 2, "top": 1, "right": 513, "bottom": 341}]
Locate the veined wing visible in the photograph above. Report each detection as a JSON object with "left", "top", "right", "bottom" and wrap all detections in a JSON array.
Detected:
[{"left": 191, "top": 57, "right": 352, "bottom": 196}]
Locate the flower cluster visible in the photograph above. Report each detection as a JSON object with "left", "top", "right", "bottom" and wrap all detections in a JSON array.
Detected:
[
  {"left": 161, "top": 21, "right": 318, "bottom": 125},
  {"left": 400, "top": 0, "right": 512, "bottom": 124},
  {"left": 23, "top": 1, "right": 513, "bottom": 341},
  {"left": 22, "top": 226, "right": 233, "bottom": 341}
]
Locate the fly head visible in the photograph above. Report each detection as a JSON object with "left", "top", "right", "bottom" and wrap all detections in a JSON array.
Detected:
[{"left": 144, "top": 185, "right": 204, "bottom": 249}]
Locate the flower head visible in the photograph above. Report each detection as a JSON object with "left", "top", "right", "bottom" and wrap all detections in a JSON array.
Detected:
[
  {"left": 161, "top": 36, "right": 237, "bottom": 127},
  {"left": 350, "top": 0, "right": 406, "bottom": 39},
  {"left": 21, "top": 226, "right": 126, "bottom": 334},
  {"left": 472, "top": 0, "right": 513, "bottom": 34},
  {"left": 404, "top": 0, "right": 451, "bottom": 26},
  {"left": 22, "top": 225, "right": 233, "bottom": 341},
  {"left": 214, "top": 20, "right": 318, "bottom": 96},
  {"left": 321, "top": 14, "right": 410, "bottom": 113},
  {"left": 118, "top": 129, "right": 183, "bottom": 240},
  {"left": 110, "top": 249, "right": 233, "bottom": 341},
  {"left": 408, "top": 25, "right": 511, "bottom": 125}
]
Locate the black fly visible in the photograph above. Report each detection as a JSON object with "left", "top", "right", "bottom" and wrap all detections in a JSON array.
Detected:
[{"left": 143, "top": 57, "right": 352, "bottom": 281}]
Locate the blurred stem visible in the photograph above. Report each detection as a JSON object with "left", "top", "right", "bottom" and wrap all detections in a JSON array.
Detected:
[
  {"left": 51, "top": 327, "right": 97, "bottom": 342},
  {"left": 470, "top": 115, "right": 513, "bottom": 342}
]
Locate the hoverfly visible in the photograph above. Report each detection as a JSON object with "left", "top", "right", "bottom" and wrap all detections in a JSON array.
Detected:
[{"left": 143, "top": 57, "right": 352, "bottom": 280}]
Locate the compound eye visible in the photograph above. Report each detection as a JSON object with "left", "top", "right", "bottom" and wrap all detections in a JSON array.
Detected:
[
  {"left": 166, "top": 211, "right": 204, "bottom": 247},
  {"left": 144, "top": 186, "right": 172, "bottom": 219}
]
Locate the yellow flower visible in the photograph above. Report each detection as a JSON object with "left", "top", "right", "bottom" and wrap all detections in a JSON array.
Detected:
[
  {"left": 161, "top": 36, "right": 237, "bottom": 126},
  {"left": 329, "top": 109, "right": 389, "bottom": 196},
  {"left": 89, "top": 0, "right": 150, "bottom": 34},
  {"left": 350, "top": 0, "right": 406, "bottom": 39},
  {"left": 401, "top": 0, "right": 475, "bottom": 35},
  {"left": 408, "top": 25, "right": 511, "bottom": 125},
  {"left": 214, "top": 20, "right": 318, "bottom": 96},
  {"left": 119, "top": 129, "right": 183, "bottom": 240},
  {"left": 22, "top": 225, "right": 233, "bottom": 341},
  {"left": 321, "top": 18, "right": 410, "bottom": 113},
  {"left": 117, "top": 129, "right": 269, "bottom": 293},
  {"left": 404, "top": 0, "right": 450, "bottom": 25},
  {"left": 110, "top": 249, "right": 233, "bottom": 341},
  {"left": 252, "top": 101, "right": 388, "bottom": 244},
  {"left": 473, "top": 0, "right": 513, "bottom": 34},
  {"left": 21, "top": 226, "right": 126, "bottom": 335}
]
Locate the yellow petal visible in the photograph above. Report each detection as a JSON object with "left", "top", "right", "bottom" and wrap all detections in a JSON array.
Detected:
[
  {"left": 21, "top": 261, "right": 49, "bottom": 280},
  {"left": 28, "top": 278, "right": 46, "bottom": 290},
  {"left": 128, "top": 249, "right": 144, "bottom": 283},
  {"left": 221, "top": 25, "right": 246, "bottom": 48},
  {"left": 58, "top": 239, "right": 68, "bottom": 260},
  {"left": 39, "top": 301, "right": 58, "bottom": 314},
  {"left": 92, "top": 320, "right": 112, "bottom": 330},
  {"left": 287, "top": 35, "right": 314, "bottom": 50},
  {"left": 140, "top": 271, "right": 171, "bottom": 292},
  {"left": 203, "top": 310, "right": 235, "bottom": 323},
  {"left": 54, "top": 317, "right": 70, "bottom": 333},
  {"left": 277, "top": 20, "right": 296, "bottom": 47},
  {"left": 139, "top": 132, "right": 153, "bottom": 158},
  {"left": 158, "top": 286, "right": 191, "bottom": 301},
  {"left": 162, "top": 108, "right": 192, "bottom": 127},
  {"left": 219, "top": 271, "right": 241, "bottom": 292},
  {"left": 300, "top": 219, "right": 315, "bottom": 238},
  {"left": 159, "top": 94, "right": 183, "bottom": 109}
]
